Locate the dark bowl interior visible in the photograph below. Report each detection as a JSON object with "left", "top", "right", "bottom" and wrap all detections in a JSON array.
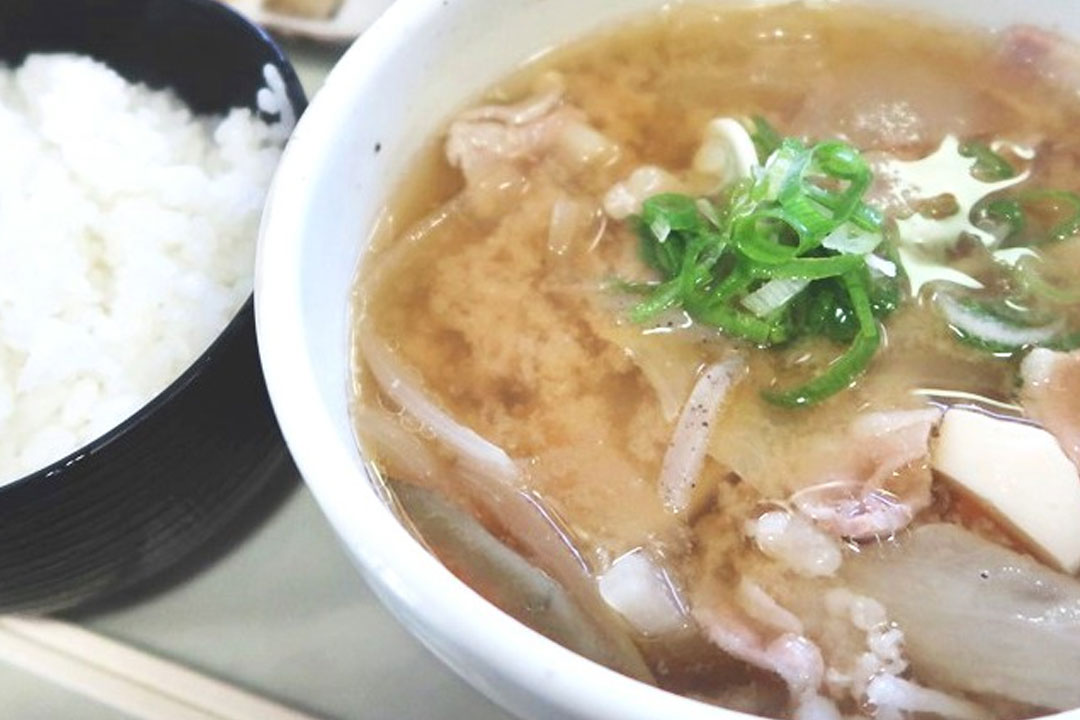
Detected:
[{"left": 0, "top": 0, "right": 307, "bottom": 613}]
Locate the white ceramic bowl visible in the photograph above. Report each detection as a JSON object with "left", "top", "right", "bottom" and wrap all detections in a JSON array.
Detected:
[{"left": 256, "top": 1, "right": 1078, "bottom": 718}]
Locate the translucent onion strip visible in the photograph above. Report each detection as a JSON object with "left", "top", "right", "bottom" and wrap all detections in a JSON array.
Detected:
[
  {"left": 822, "top": 223, "right": 882, "bottom": 255},
  {"left": 548, "top": 195, "right": 605, "bottom": 256},
  {"left": 597, "top": 548, "right": 689, "bottom": 636},
  {"left": 357, "top": 329, "right": 521, "bottom": 486},
  {"left": 352, "top": 407, "right": 442, "bottom": 483},
  {"left": 843, "top": 523, "right": 1080, "bottom": 710},
  {"left": 741, "top": 278, "right": 811, "bottom": 317},
  {"left": 659, "top": 358, "right": 746, "bottom": 513}
]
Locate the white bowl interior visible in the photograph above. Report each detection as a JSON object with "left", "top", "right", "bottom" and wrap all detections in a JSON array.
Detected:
[{"left": 256, "top": 1, "right": 1080, "bottom": 718}]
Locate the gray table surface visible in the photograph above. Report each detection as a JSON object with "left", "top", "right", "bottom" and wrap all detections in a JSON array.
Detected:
[{"left": 1, "top": 36, "right": 512, "bottom": 720}]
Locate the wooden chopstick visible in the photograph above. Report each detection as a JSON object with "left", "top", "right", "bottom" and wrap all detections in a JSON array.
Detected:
[{"left": 0, "top": 616, "right": 322, "bottom": 720}]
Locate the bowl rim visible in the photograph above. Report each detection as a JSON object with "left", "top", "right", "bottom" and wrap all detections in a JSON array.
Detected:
[
  {"left": 0, "top": 0, "right": 305, "bottom": 498},
  {"left": 254, "top": 0, "right": 774, "bottom": 717}
]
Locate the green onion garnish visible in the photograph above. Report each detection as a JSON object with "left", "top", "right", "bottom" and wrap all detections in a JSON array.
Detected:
[
  {"left": 1015, "top": 256, "right": 1080, "bottom": 305},
  {"left": 936, "top": 294, "right": 1063, "bottom": 354},
  {"left": 625, "top": 132, "right": 896, "bottom": 408},
  {"left": 748, "top": 115, "right": 782, "bottom": 164},
  {"left": 974, "top": 189, "right": 1080, "bottom": 245},
  {"left": 765, "top": 269, "right": 882, "bottom": 407},
  {"left": 1020, "top": 190, "right": 1080, "bottom": 244},
  {"left": 958, "top": 140, "right": 1016, "bottom": 182}
]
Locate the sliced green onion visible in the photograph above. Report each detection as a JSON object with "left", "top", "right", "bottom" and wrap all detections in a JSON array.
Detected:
[
  {"left": 974, "top": 190, "right": 1080, "bottom": 245},
  {"left": 620, "top": 131, "right": 895, "bottom": 407},
  {"left": 708, "top": 260, "right": 755, "bottom": 302},
  {"left": 1015, "top": 256, "right": 1080, "bottom": 305},
  {"left": 1048, "top": 331, "right": 1080, "bottom": 351},
  {"left": 629, "top": 279, "right": 683, "bottom": 323},
  {"left": 764, "top": 254, "right": 866, "bottom": 280},
  {"left": 765, "top": 270, "right": 881, "bottom": 407},
  {"left": 686, "top": 297, "right": 788, "bottom": 345},
  {"left": 959, "top": 140, "right": 1016, "bottom": 181},
  {"left": 758, "top": 139, "right": 803, "bottom": 201},
  {"left": 774, "top": 192, "right": 836, "bottom": 243},
  {"left": 800, "top": 141, "right": 873, "bottom": 224},
  {"left": 749, "top": 115, "right": 783, "bottom": 164},
  {"left": 650, "top": 216, "right": 672, "bottom": 244},
  {"left": 733, "top": 214, "right": 802, "bottom": 265},
  {"left": 641, "top": 193, "right": 701, "bottom": 244},
  {"left": 975, "top": 196, "right": 1026, "bottom": 240},
  {"left": 850, "top": 202, "right": 885, "bottom": 233},
  {"left": 1020, "top": 190, "right": 1080, "bottom": 244},
  {"left": 936, "top": 293, "right": 1063, "bottom": 352},
  {"left": 641, "top": 194, "right": 700, "bottom": 232}
]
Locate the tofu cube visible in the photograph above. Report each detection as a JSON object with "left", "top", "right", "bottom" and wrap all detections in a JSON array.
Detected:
[{"left": 932, "top": 408, "right": 1080, "bottom": 573}]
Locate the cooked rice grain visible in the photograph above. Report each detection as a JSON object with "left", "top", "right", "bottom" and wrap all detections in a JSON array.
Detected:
[{"left": 0, "top": 53, "right": 284, "bottom": 483}]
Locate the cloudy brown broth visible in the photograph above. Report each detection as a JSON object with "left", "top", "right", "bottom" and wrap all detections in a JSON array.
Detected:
[{"left": 352, "top": 4, "right": 1080, "bottom": 718}]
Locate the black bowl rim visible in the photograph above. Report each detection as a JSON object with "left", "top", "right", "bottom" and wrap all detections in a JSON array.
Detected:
[{"left": 0, "top": 0, "right": 306, "bottom": 498}]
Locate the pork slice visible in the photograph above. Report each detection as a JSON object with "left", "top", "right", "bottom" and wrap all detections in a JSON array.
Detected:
[
  {"left": 693, "top": 591, "right": 825, "bottom": 702},
  {"left": 446, "top": 75, "right": 618, "bottom": 189},
  {"left": 792, "top": 408, "right": 942, "bottom": 540},
  {"left": 998, "top": 25, "right": 1080, "bottom": 99},
  {"left": 788, "top": 61, "right": 1002, "bottom": 155},
  {"left": 446, "top": 105, "right": 583, "bottom": 184},
  {"left": 1021, "top": 348, "right": 1080, "bottom": 469}
]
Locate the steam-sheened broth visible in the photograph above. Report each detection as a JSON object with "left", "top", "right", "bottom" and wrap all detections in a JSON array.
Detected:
[{"left": 351, "top": 4, "right": 1080, "bottom": 719}]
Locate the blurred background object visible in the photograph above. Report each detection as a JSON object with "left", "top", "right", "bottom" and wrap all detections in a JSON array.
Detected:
[{"left": 221, "top": 0, "right": 395, "bottom": 42}]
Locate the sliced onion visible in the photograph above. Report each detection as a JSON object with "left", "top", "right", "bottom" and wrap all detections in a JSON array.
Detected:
[
  {"left": 392, "top": 481, "right": 654, "bottom": 683},
  {"left": 865, "top": 254, "right": 898, "bottom": 278},
  {"left": 352, "top": 407, "right": 442, "bottom": 482},
  {"left": 822, "top": 223, "right": 882, "bottom": 255},
  {"left": 866, "top": 675, "right": 991, "bottom": 720},
  {"left": 556, "top": 121, "right": 620, "bottom": 169},
  {"left": 741, "top": 278, "right": 811, "bottom": 317},
  {"left": 357, "top": 329, "right": 520, "bottom": 486},
  {"left": 696, "top": 198, "right": 723, "bottom": 228},
  {"left": 548, "top": 195, "right": 604, "bottom": 256},
  {"left": 693, "top": 117, "right": 759, "bottom": 186},
  {"left": 603, "top": 166, "right": 684, "bottom": 220},
  {"left": 851, "top": 407, "right": 942, "bottom": 439},
  {"left": 936, "top": 293, "right": 1062, "bottom": 349},
  {"left": 659, "top": 358, "right": 746, "bottom": 513},
  {"left": 843, "top": 523, "right": 1080, "bottom": 710},
  {"left": 597, "top": 548, "right": 689, "bottom": 636}
]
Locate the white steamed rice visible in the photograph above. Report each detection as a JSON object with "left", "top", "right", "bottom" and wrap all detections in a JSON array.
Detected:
[{"left": 0, "top": 53, "right": 285, "bottom": 484}]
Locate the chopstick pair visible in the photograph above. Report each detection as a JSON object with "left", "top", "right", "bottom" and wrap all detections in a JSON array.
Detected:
[{"left": 0, "top": 615, "right": 321, "bottom": 720}]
